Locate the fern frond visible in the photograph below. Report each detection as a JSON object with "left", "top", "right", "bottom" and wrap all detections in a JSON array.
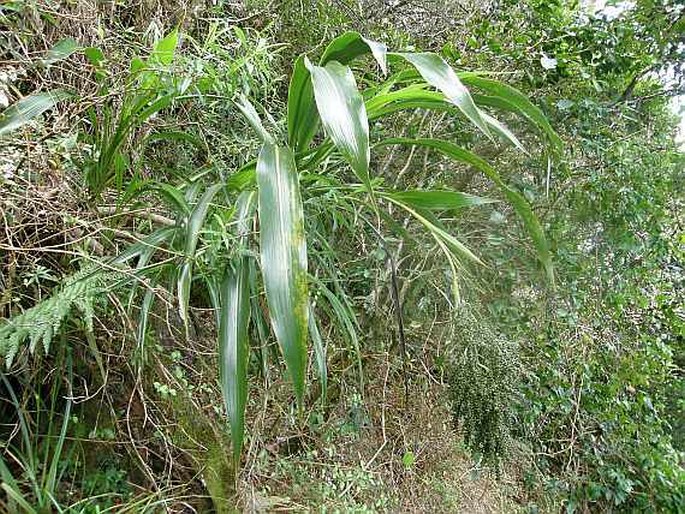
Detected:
[{"left": 0, "top": 267, "right": 117, "bottom": 368}]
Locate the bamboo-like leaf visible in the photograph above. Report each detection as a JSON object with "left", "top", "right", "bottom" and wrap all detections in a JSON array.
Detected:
[
  {"left": 387, "top": 196, "right": 482, "bottom": 265},
  {"left": 256, "top": 143, "right": 309, "bottom": 403},
  {"left": 393, "top": 52, "right": 491, "bottom": 138},
  {"left": 384, "top": 190, "right": 497, "bottom": 210},
  {"left": 184, "top": 183, "right": 221, "bottom": 257},
  {"left": 288, "top": 33, "right": 386, "bottom": 152},
  {"left": 308, "top": 304, "right": 327, "bottom": 403},
  {"left": 306, "top": 59, "right": 371, "bottom": 190},
  {"left": 480, "top": 110, "right": 527, "bottom": 154},
  {"left": 367, "top": 85, "right": 526, "bottom": 154},
  {"left": 320, "top": 31, "right": 387, "bottom": 73},
  {"left": 112, "top": 226, "right": 176, "bottom": 266},
  {"left": 150, "top": 183, "right": 190, "bottom": 217},
  {"left": 287, "top": 55, "right": 319, "bottom": 151},
  {"left": 42, "top": 38, "right": 78, "bottom": 65},
  {"left": 0, "top": 90, "right": 71, "bottom": 137},
  {"left": 463, "top": 75, "right": 563, "bottom": 153},
  {"left": 178, "top": 184, "right": 221, "bottom": 324},
  {"left": 236, "top": 94, "right": 273, "bottom": 144},
  {"left": 217, "top": 261, "right": 250, "bottom": 467},
  {"left": 380, "top": 137, "right": 553, "bottom": 281},
  {"left": 366, "top": 85, "right": 446, "bottom": 119}
]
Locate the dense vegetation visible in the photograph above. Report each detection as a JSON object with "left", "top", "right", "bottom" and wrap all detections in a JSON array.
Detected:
[{"left": 0, "top": 1, "right": 682, "bottom": 512}]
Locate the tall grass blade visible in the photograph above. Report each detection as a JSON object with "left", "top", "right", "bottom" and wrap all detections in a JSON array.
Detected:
[
  {"left": 311, "top": 275, "right": 362, "bottom": 387},
  {"left": 256, "top": 143, "right": 309, "bottom": 404},
  {"left": 45, "top": 353, "right": 72, "bottom": 495},
  {"left": 0, "top": 483, "right": 37, "bottom": 514}
]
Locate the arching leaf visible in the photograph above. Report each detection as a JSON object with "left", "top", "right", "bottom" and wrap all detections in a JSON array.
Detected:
[
  {"left": 321, "top": 32, "right": 387, "bottom": 73},
  {"left": 463, "top": 75, "right": 563, "bottom": 153},
  {"left": 379, "top": 138, "right": 553, "bottom": 282},
  {"left": 178, "top": 184, "right": 221, "bottom": 326},
  {"left": 392, "top": 52, "right": 491, "bottom": 138}
]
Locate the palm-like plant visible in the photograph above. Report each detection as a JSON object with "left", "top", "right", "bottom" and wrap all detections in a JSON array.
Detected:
[
  {"left": 216, "top": 31, "right": 559, "bottom": 461},
  {"left": 0, "top": 31, "right": 561, "bottom": 470}
]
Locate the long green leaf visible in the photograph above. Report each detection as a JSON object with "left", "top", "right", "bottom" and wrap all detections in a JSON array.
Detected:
[
  {"left": 306, "top": 59, "right": 371, "bottom": 190},
  {"left": 178, "top": 184, "right": 221, "bottom": 325},
  {"left": 0, "top": 90, "right": 71, "bottom": 137},
  {"left": 287, "top": 56, "right": 319, "bottom": 151},
  {"left": 366, "top": 85, "right": 445, "bottom": 119},
  {"left": 367, "top": 85, "right": 526, "bottom": 153},
  {"left": 256, "top": 143, "right": 309, "bottom": 403},
  {"left": 42, "top": 38, "right": 78, "bottom": 65},
  {"left": 112, "top": 228, "right": 176, "bottom": 269},
  {"left": 312, "top": 276, "right": 363, "bottom": 386},
  {"left": 287, "top": 32, "right": 386, "bottom": 152},
  {"left": 0, "top": 483, "right": 37, "bottom": 514},
  {"left": 236, "top": 94, "right": 273, "bottom": 144},
  {"left": 384, "top": 190, "right": 497, "bottom": 210},
  {"left": 218, "top": 261, "right": 250, "bottom": 468},
  {"left": 463, "top": 75, "right": 563, "bottom": 153},
  {"left": 150, "top": 183, "right": 190, "bottom": 217},
  {"left": 392, "top": 52, "right": 491, "bottom": 138},
  {"left": 480, "top": 110, "right": 527, "bottom": 154},
  {"left": 320, "top": 32, "right": 387, "bottom": 73},
  {"left": 386, "top": 196, "right": 482, "bottom": 265},
  {"left": 308, "top": 304, "right": 327, "bottom": 403},
  {"left": 380, "top": 137, "right": 553, "bottom": 281}
]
